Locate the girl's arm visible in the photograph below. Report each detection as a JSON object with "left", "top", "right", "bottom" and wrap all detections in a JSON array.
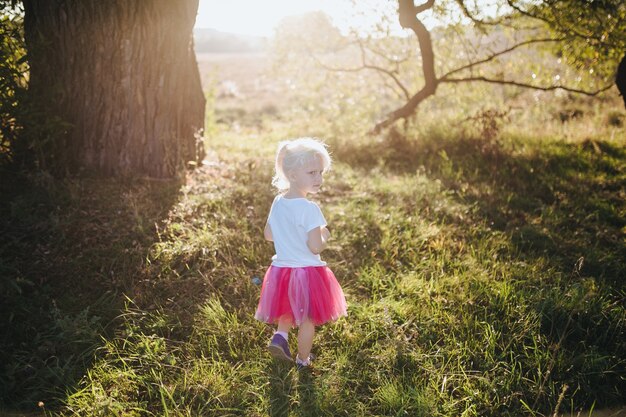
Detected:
[
  {"left": 264, "top": 222, "right": 273, "bottom": 241},
  {"left": 307, "top": 226, "right": 330, "bottom": 254}
]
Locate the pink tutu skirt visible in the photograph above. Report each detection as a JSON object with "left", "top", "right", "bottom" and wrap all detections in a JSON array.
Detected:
[{"left": 255, "top": 265, "right": 347, "bottom": 326}]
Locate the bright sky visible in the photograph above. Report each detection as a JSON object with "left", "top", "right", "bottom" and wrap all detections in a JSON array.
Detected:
[{"left": 195, "top": 0, "right": 396, "bottom": 37}]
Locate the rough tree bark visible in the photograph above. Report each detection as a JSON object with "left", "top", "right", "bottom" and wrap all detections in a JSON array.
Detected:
[{"left": 23, "top": 0, "right": 205, "bottom": 177}]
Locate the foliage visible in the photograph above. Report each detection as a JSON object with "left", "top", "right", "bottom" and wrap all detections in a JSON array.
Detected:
[
  {"left": 443, "top": 0, "right": 625, "bottom": 82},
  {"left": 514, "top": 0, "right": 626, "bottom": 80},
  {"left": 0, "top": 7, "right": 27, "bottom": 166},
  {"left": 0, "top": 4, "right": 72, "bottom": 172},
  {"left": 271, "top": 1, "right": 623, "bottom": 135}
]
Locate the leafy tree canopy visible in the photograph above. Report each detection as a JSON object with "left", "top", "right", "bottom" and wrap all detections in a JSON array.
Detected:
[{"left": 457, "top": 0, "right": 625, "bottom": 79}]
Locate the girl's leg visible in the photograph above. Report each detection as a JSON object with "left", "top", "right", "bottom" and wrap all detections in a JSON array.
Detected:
[
  {"left": 277, "top": 315, "right": 292, "bottom": 335},
  {"left": 297, "top": 319, "right": 315, "bottom": 360},
  {"left": 268, "top": 315, "right": 294, "bottom": 361}
]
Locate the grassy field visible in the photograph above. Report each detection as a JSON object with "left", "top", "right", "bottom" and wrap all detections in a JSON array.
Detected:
[{"left": 1, "top": 52, "right": 625, "bottom": 416}]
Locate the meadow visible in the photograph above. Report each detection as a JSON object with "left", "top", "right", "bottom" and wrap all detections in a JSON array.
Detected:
[{"left": 1, "top": 50, "right": 625, "bottom": 417}]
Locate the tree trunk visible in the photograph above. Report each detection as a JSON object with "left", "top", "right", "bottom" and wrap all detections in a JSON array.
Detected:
[
  {"left": 373, "top": 0, "right": 438, "bottom": 134},
  {"left": 617, "top": 55, "right": 626, "bottom": 109},
  {"left": 22, "top": 0, "right": 205, "bottom": 178}
]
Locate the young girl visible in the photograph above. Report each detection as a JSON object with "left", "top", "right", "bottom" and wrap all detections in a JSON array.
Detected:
[{"left": 255, "top": 137, "right": 347, "bottom": 369}]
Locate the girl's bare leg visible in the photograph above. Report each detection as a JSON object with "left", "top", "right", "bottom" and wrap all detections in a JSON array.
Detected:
[
  {"left": 277, "top": 315, "right": 292, "bottom": 334},
  {"left": 297, "top": 319, "right": 315, "bottom": 360},
  {"left": 268, "top": 315, "right": 294, "bottom": 361}
]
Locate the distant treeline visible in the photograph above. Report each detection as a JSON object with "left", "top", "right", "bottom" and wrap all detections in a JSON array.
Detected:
[{"left": 194, "top": 28, "right": 266, "bottom": 53}]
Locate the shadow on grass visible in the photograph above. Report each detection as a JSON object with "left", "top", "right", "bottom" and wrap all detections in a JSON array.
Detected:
[
  {"left": 264, "top": 360, "right": 320, "bottom": 417},
  {"left": 296, "top": 370, "right": 320, "bottom": 417},
  {"left": 335, "top": 128, "right": 625, "bottom": 285},
  {"left": 334, "top": 128, "right": 626, "bottom": 409},
  {"left": 0, "top": 156, "right": 281, "bottom": 413},
  {"left": 0, "top": 169, "right": 182, "bottom": 410},
  {"left": 266, "top": 361, "right": 295, "bottom": 417}
]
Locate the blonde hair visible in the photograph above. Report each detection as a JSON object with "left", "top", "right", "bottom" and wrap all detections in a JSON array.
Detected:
[{"left": 272, "top": 137, "right": 332, "bottom": 191}]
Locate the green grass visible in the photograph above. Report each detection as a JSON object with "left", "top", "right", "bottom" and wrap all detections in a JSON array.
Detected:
[{"left": 1, "top": 111, "right": 624, "bottom": 416}]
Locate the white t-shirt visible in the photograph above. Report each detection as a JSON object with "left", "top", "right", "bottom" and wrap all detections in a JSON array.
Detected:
[{"left": 267, "top": 195, "right": 327, "bottom": 267}]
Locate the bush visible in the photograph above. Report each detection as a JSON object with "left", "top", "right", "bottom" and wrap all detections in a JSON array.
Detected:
[
  {"left": 0, "top": 8, "right": 72, "bottom": 174},
  {"left": 0, "top": 11, "right": 28, "bottom": 166}
]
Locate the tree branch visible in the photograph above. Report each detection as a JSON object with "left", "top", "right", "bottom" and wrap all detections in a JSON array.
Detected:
[
  {"left": 307, "top": 47, "right": 411, "bottom": 100},
  {"left": 398, "top": 0, "right": 435, "bottom": 28},
  {"left": 504, "top": 0, "right": 612, "bottom": 47},
  {"left": 440, "top": 76, "right": 614, "bottom": 96},
  {"left": 359, "top": 41, "right": 411, "bottom": 100},
  {"left": 373, "top": 0, "right": 438, "bottom": 132},
  {"left": 373, "top": 81, "right": 438, "bottom": 133},
  {"left": 366, "top": 65, "right": 411, "bottom": 100},
  {"left": 413, "top": 0, "right": 435, "bottom": 14},
  {"left": 363, "top": 42, "right": 412, "bottom": 67},
  {"left": 440, "top": 37, "right": 566, "bottom": 79},
  {"left": 453, "top": 0, "right": 514, "bottom": 26},
  {"left": 365, "top": 0, "right": 622, "bottom": 133}
]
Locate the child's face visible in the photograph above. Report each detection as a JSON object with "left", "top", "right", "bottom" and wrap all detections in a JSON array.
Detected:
[{"left": 287, "top": 155, "right": 325, "bottom": 197}]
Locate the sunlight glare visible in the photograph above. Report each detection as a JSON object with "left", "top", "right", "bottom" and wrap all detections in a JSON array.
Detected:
[{"left": 195, "top": 0, "right": 390, "bottom": 37}]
